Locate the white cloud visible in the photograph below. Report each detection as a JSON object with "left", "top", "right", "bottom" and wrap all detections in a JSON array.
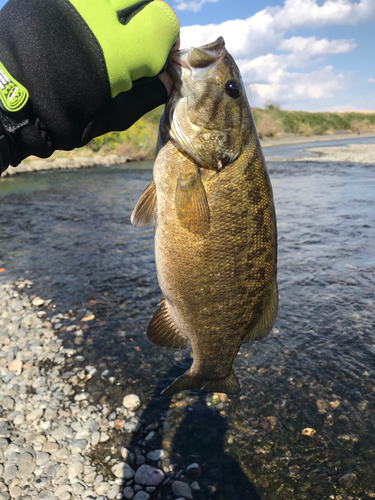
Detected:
[
  {"left": 248, "top": 66, "right": 349, "bottom": 108},
  {"left": 175, "top": 0, "right": 218, "bottom": 13},
  {"left": 179, "top": 0, "right": 367, "bottom": 109},
  {"left": 180, "top": 0, "right": 368, "bottom": 57},
  {"left": 368, "top": 77, "right": 375, "bottom": 83},
  {"left": 269, "top": 0, "right": 375, "bottom": 30}
]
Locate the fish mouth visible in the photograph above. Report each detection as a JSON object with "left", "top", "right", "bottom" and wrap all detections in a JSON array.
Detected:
[{"left": 167, "top": 37, "right": 227, "bottom": 86}]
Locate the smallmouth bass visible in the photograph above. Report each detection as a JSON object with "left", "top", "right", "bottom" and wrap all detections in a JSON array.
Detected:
[{"left": 131, "top": 37, "right": 278, "bottom": 395}]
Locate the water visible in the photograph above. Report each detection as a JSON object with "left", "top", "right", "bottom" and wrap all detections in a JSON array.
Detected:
[
  {"left": 263, "top": 135, "right": 375, "bottom": 160},
  {"left": 1, "top": 153, "right": 374, "bottom": 499}
]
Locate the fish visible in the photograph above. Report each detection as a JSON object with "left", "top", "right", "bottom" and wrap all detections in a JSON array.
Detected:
[{"left": 131, "top": 37, "right": 278, "bottom": 395}]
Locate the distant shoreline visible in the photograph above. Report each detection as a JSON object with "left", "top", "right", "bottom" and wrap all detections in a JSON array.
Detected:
[{"left": 2, "top": 131, "right": 375, "bottom": 179}]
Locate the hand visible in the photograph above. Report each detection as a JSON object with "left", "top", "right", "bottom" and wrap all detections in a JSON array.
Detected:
[
  {"left": 0, "top": 0, "right": 180, "bottom": 171},
  {"left": 158, "top": 37, "right": 181, "bottom": 95}
]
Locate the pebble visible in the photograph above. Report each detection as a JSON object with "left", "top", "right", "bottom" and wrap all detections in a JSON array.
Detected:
[
  {"left": 146, "top": 450, "right": 168, "bottom": 461},
  {"left": 111, "top": 462, "right": 135, "bottom": 480},
  {"left": 171, "top": 481, "right": 193, "bottom": 500},
  {"left": 134, "top": 465, "right": 165, "bottom": 487},
  {"left": 8, "top": 359, "right": 23, "bottom": 375},
  {"left": 0, "top": 280, "right": 205, "bottom": 500},
  {"left": 122, "top": 395, "right": 141, "bottom": 411},
  {"left": 32, "top": 297, "right": 45, "bottom": 307},
  {"left": 123, "top": 486, "right": 134, "bottom": 499},
  {"left": 133, "top": 492, "right": 150, "bottom": 500}
]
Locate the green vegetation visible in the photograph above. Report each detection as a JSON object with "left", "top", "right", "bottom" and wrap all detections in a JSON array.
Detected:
[
  {"left": 56, "top": 105, "right": 375, "bottom": 161},
  {"left": 86, "top": 106, "right": 164, "bottom": 159},
  {"left": 252, "top": 105, "right": 375, "bottom": 139}
]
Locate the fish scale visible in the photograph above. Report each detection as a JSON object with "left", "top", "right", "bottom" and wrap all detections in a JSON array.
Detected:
[{"left": 131, "top": 37, "right": 278, "bottom": 394}]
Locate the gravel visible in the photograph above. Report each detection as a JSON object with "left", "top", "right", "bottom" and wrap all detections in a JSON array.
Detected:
[{"left": 0, "top": 279, "right": 202, "bottom": 500}]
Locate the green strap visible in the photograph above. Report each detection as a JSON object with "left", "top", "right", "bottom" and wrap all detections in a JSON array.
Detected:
[{"left": 0, "top": 61, "right": 29, "bottom": 113}]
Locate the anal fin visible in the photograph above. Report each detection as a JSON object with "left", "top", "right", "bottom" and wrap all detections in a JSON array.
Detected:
[
  {"left": 175, "top": 168, "right": 210, "bottom": 235},
  {"left": 131, "top": 180, "right": 157, "bottom": 228},
  {"left": 161, "top": 368, "right": 240, "bottom": 395},
  {"left": 147, "top": 301, "right": 190, "bottom": 350}
]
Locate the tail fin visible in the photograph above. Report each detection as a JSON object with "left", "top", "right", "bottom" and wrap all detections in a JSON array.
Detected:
[{"left": 161, "top": 369, "right": 240, "bottom": 395}]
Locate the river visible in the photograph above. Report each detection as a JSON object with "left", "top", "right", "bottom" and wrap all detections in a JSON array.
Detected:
[{"left": 0, "top": 143, "right": 374, "bottom": 499}]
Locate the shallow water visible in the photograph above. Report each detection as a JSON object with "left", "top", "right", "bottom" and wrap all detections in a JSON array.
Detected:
[
  {"left": 263, "top": 135, "right": 375, "bottom": 160},
  {"left": 0, "top": 155, "right": 374, "bottom": 499}
]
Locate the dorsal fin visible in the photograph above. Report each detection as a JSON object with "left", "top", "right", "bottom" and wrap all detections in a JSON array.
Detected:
[
  {"left": 131, "top": 180, "right": 157, "bottom": 228},
  {"left": 147, "top": 301, "right": 190, "bottom": 350},
  {"left": 175, "top": 169, "right": 210, "bottom": 235}
]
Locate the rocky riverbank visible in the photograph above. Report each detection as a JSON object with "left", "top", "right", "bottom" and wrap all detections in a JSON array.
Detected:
[
  {"left": 295, "top": 142, "right": 375, "bottom": 163},
  {"left": 0, "top": 279, "right": 201, "bottom": 500},
  {"left": 1, "top": 155, "right": 132, "bottom": 178}
]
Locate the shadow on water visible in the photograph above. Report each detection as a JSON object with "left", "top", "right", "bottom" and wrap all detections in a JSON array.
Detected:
[{"left": 128, "top": 361, "right": 262, "bottom": 500}]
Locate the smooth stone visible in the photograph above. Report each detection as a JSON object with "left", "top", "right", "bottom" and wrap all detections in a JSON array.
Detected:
[
  {"left": 146, "top": 450, "right": 168, "bottom": 461},
  {"left": 69, "top": 439, "right": 87, "bottom": 450},
  {"left": 107, "top": 485, "right": 120, "bottom": 499},
  {"left": 42, "top": 442, "right": 59, "bottom": 453},
  {"left": 91, "top": 432, "right": 100, "bottom": 447},
  {"left": 191, "top": 481, "right": 201, "bottom": 491},
  {"left": 186, "top": 463, "right": 201, "bottom": 478},
  {"left": 13, "top": 414, "right": 25, "bottom": 425},
  {"left": 36, "top": 491, "right": 54, "bottom": 500},
  {"left": 171, "top": 481, "right": 193, "bottom": 500},
  {"left": 111, "top": 462, "right": 135, "bottom": 480},
  {"left": 36, "top": 452, "right": 50, "bottom": 466},
  {"left": 32, "top": 297, "right": 45, "bottom": 307},
  {"left": 122, "top": 395, "right": 141, "bottom": 411},
  {"left": 95, "top": 483, "right": 111, "bottom": 496},
  {"left": 134, "top": 465, "right": 165, "bottom": 487},
  {"left": 26, "top": 408, "right": 43, "bottom": 421},
  {"left": 52, "top": 425, "right": 74, "bottom": 441},
  {"left": 9, "top": 486, "right": 23, "bottom": 498},
  {"left": 2, "top": 396, "right": 15, "bottom": 410},
  {"left": 71, "top": 482, "right": 85, "bottom": 495},
  {"left": 123, "top": 486, "right": 134, "bottom": 499},
  {"left": 3, "top": 464, "right": 17, "bottom": 483},
  {"left": 68, "top": 461, "right": 84, "bottom": 480},
  {"left": 133, "top": 492, "right": 150, "bottom": 500},
  {"left": 8, "top": 359, "right": 23, "bottom": 375}
]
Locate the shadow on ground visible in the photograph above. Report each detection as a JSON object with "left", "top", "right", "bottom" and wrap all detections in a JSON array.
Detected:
[{"left": 129, "top": 359, "right": 262, "bottom": 500}]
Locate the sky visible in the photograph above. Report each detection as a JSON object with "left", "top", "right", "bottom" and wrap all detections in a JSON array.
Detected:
[{"left": 0, "top": 0, "right": 374, "bottom": 111}]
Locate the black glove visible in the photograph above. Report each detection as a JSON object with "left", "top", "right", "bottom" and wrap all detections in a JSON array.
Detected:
[{"left": 0, "top": 0, "right": 180, "bottom": 173}]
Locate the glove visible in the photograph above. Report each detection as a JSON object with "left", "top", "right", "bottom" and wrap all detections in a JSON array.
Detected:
[{"left": 0, "top": 0, "right": 180, "bottom": 173}]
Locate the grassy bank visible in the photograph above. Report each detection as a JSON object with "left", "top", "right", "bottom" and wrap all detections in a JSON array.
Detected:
[
  {"left": 23, "top": 106, "right": 375, "bottom": 164},
  {"left": 252, "top": 105, "right": 375, "bottom": 139}
]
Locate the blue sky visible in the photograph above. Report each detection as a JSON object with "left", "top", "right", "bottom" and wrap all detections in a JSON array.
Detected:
[{"left": 0, "top": 0, "right": 374, "bottom": 111}]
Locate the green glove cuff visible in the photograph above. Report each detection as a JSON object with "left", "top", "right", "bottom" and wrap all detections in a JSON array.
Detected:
[{"left": 70, "top": 0, "right": 180, "bottom": 98}]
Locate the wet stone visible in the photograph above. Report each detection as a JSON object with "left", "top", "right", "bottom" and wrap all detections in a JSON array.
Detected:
[
  {"left": 171, "top": 481, "right": 193, "bottom": 500},
  {"left": 122, "top": 395, "right": 141, "bottom": 411},
  {"left": 123, "top": 486, "right": 134, "bottom": 499},
  {"left": 135, "top": 465, "right": 165, "bottom": 487},
  {"left": 133, "top": 492, "right": 150, "bottom": 500},
  {"left": 146, "top": 450, "right": 168, "bottom": 461}
]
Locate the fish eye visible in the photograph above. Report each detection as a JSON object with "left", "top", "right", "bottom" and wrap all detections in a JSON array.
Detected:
[{"left": 225, "top": 80, "right": 241, "bottom": 99}]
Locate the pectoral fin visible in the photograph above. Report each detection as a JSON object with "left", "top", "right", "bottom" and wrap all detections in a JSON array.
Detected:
[
  {"left": 175, "top": 169, "right": 210, "bottom": 235},
  {"left": 147, "top": 301, "right": 190, "bottom": 350},
  {"left": 131, "top": 180, "right": 157, "bottom": 228}
]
